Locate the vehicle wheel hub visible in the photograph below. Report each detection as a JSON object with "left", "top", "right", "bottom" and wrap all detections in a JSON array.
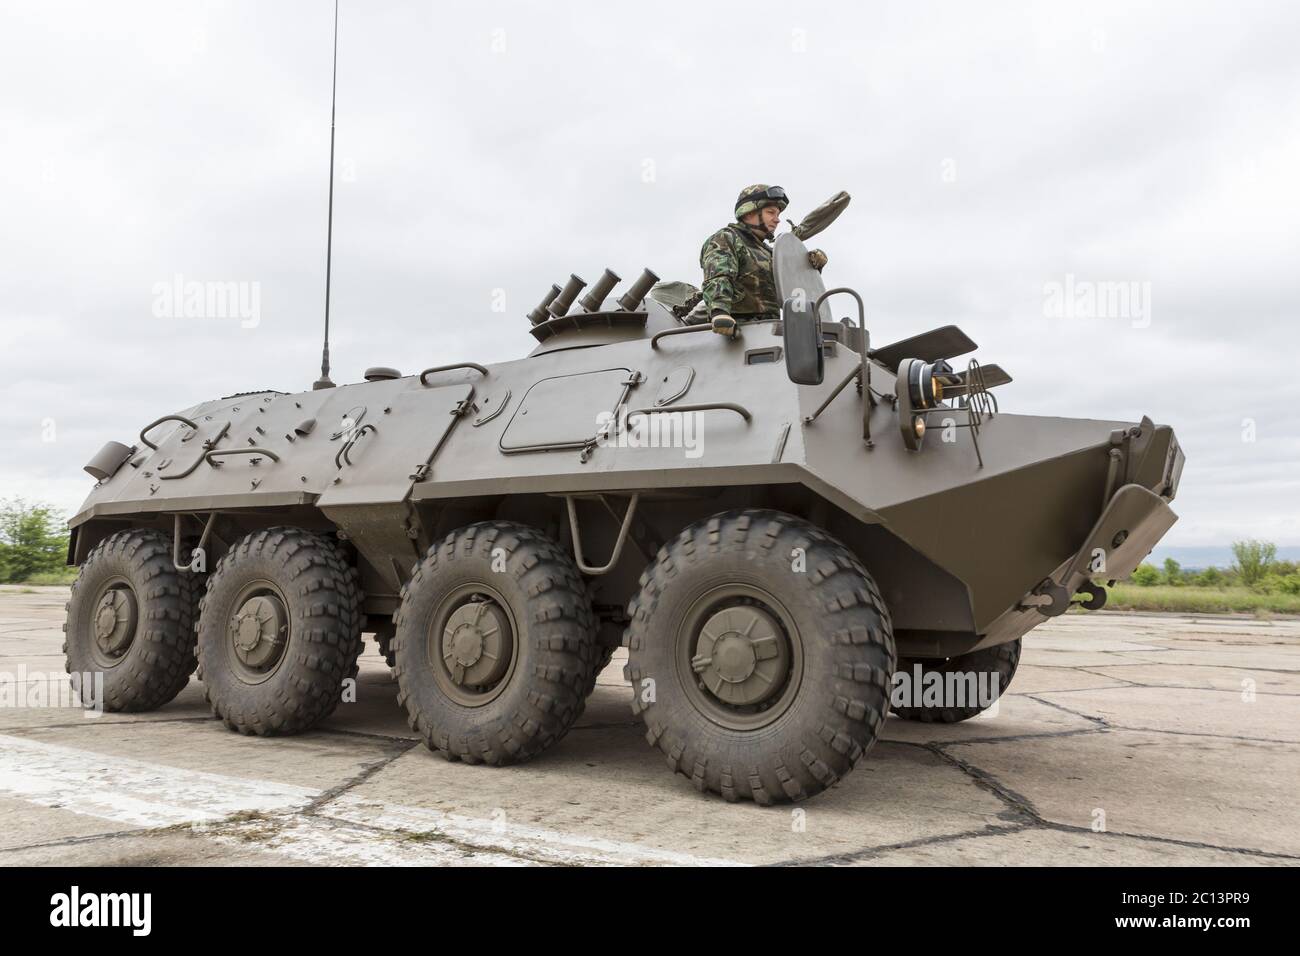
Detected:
[
  {"left": 93, "top": 587, "right": 137, "bottom": 657},
  {"left": 230, "top": 594, "right": 287, "bottom": 670},
  {"left": 442, "top": 601, "right": 510, "bottom": 687},
  {"left": 692, "top": 605, "right": 789, "bottom": 707}
]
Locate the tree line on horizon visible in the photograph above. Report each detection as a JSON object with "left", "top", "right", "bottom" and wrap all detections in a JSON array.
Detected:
[{"left": 1129, "top": 540, "right": 1300, "bottom": 594}]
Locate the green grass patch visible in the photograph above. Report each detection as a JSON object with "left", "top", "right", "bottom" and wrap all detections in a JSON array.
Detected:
[
  {"left": 1102, "top": 584, "right": 1300, "bottom": 615},
  {"left": 20, "top": 568, "right": 78, "bottom": 586}
]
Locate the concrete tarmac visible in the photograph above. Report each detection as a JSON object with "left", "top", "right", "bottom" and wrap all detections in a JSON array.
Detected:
[{"left": 1, "top": 585, "right": 1295, "bottom": 866}]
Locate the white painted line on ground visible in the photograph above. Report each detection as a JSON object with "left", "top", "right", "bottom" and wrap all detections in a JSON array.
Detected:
[
  {"left": 0, "top": 734, "right": 742, "bottom": 866},
  {"left": 0, "top": 734, "right": 315, "bottom": 827}
]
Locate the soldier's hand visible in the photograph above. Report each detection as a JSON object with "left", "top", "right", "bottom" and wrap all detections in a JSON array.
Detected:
[
  {"left": 808, "top": 249, "right": 828, "bottom": 272},
  {"left": 710, "top": 314, "right": 739, "bottom": 338}
]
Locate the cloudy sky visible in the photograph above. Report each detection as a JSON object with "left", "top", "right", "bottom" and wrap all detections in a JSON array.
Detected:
[{"left": 2, "top": 0, "right": 1297, "bottom": 549}]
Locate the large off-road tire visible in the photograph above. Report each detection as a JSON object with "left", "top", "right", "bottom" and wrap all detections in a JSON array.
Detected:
[
  {"left": 63, "top": 529, "right": 202, "bottom": 712},
  {"left": 625, "top": 509, "right": 896, "bottom": 804},
  {"left": 393, "top": 521, "right": 597, "bottom": 765},
  {"left": 581, "top": 644, "right": 618, "bottom": 699},
  {"left": 373, "top": 623, "right": 396, "bottom": 668},
  {"left": 891, "top": 639, "right": 1021, "bottom": 723},
  {"left": 196, "top": 527, "right": 363, "bottom": 735}
]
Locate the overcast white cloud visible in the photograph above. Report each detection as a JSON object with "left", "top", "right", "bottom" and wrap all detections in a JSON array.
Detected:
[{"left": 1, "top": 0, "right": 1297, "bottom": 547}]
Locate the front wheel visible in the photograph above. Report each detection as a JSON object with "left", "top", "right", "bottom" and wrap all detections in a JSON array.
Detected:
[{"left": 624, "top": 510, "right": 895, "bottom": 804}]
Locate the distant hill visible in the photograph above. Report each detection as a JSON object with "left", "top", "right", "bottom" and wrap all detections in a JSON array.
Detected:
[{"left": 1144, "top": 545, "right": 1300, "bottom": 571}]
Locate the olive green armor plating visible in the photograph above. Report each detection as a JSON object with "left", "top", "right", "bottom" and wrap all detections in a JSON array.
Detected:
[{"left": 63, "top": 222, "right": 1183, "bottom": 803}]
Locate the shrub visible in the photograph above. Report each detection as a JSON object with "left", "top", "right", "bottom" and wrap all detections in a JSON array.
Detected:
[
  {"left": 1130, "top": 563, "right": 1161, "bottom": 586},
  {"left": 0, "top": 499, "right": 69, "bottom": 583},
  {"left": 1231, "top": 539, "right": 1277, "bottom": 588},
  {"left": 1196, "top": 566, "right": 1224, "bottom": 587},
  {"left": 1162, "top": 557, "right": 1183, "bottom": 586},
  {"left": 1264, "top": 572, "right": 1300, "bottom": 596}
]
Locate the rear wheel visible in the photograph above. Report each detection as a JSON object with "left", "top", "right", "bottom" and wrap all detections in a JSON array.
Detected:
[
  {"left": 393, "top": 521, "right": 597, "bottom": 764},
  {"left": 891, "top": 639, "right": 1021, "bottom": 723},
  {"left": 625, "top": 509, "right": 895, "bottom": 804},
  {"left": 196, "top": 527, "right": 362, "bottom": 735},
  {"left": 63, "top": 529, "right": 201, "bottom": 712}
]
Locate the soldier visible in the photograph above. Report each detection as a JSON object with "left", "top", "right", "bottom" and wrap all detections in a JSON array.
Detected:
[{"left": 701, "top": 184, "right": 827, "bottom": 337}]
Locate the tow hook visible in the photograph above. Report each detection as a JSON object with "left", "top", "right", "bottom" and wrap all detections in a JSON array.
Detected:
[
  {"left": 1020, "top": 579, "right": 1107, "bottom": 616},
  {"left": 1022, "top": 580, "right": 1071, "bottom": 617},
  {"left": 1076, "top": 582, "right": 1107, "bottom": 610}
]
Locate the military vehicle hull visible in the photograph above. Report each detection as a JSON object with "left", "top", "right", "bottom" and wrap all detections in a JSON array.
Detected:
[{"left": 64, "top": 235, "right": 1183, "bottom": 802}]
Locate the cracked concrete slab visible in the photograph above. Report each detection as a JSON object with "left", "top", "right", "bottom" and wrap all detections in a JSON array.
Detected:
[
  {"left": 0, "top": 794, "right": 133, "bottom": 851},
  {"left": 856, "top": 825, "right": 1288, "bottom": 866},
  {"left": 946, "top": 730, "right": 1300, "bottom": 857},
  {"left": 992, "top": 665, "right": 1130, "bottom": 694},
  {"left": 1113, "top": 648, "right": 1300, "bottom": 670},
  {"left": 1156, "top": 633, "right": 1300, "bottom": 648},
  {"left": 1043, "top": 612, "right": 1296, "bottom": 640},
  {"left": 1021, "top": 634, "right": 1166, "bottom": 653},
  {"left": 1083, "top": 663, "right": 1300, "bottom": 695},
  {"left": 880, "top": 692, "right": 1098, "bottom": 744},
  {"left": 325, "top": 738, "right": 1009, "bottom": 865},
  {"left": 212, "top": 813, "right": 546, "bottom": 866},
  {"left": 1, "top": 587, "right": 1297, "bottom": 865},
  {"left": 6, "top": 719, "right": 404, "bottom": 793},
  {"left": 0, "top": 683, "right": 212, "bottom": 731},
  {"left": 1034, "top": 685, "right": 1300, "bottom": 742},
  {"left": 0, "top": 829, "right": 309, "bottom": 866},
  {"left": 1018, "top": 648, "right": 1132, "bottom": 668}
]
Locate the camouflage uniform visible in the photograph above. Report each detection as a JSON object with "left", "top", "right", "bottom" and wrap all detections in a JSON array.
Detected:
[{"left": 699, "top": 222, "right": 780, "bottom": 322}]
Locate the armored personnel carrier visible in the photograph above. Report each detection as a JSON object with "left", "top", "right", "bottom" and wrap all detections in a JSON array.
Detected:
[{"left": 63, "top": 215, "right": 1183, "bottom": 803}]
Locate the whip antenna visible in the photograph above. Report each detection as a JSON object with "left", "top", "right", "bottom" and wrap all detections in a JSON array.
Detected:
[{"left": 313, "top": 0, "right": 340, "bottom": 390}]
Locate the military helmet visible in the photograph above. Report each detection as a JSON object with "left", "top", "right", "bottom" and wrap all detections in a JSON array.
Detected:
[{"left": 735, "top": 184, "right": 789, "bottom": 220}]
